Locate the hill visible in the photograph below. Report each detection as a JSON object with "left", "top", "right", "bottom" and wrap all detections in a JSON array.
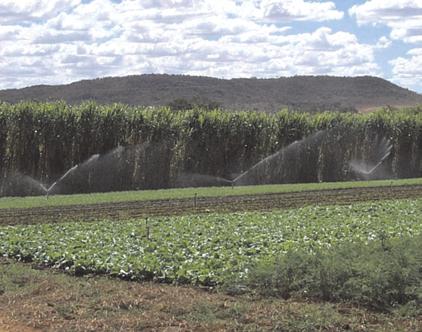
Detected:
[{"left": 1, "top": 74, "right": 421, "bottom": 112}]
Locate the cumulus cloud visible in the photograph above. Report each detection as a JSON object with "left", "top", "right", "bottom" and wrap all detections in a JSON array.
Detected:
[
  {"left": 349, "top": 0, "right": 422, "bottom": 44},
  {"left": 34, "top": 31, "right": 93, "bottom": 44},
  {"left": 261, "top": 0, "right": 344, "bottom": 22},
  {"left": 0, "top": 0, "right": 384, "bottom": 90},
  {"left": 0, "top": 0, "right": 81, "bottom": 25},
  {"left": 124, "top": 0, "right": 197, "bottom": 9},
  {"left": 390, "top": 48, "right": 422, "bottom": 90},
  {"left": 376, "top": 36, "right": 392, "bottom": 49}
]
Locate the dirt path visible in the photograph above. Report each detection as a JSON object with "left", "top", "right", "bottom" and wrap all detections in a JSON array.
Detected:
[{"left": 1, "top": 184, "right": 422, "bottom": 225}]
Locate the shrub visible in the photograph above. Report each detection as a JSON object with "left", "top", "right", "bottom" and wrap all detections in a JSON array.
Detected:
[{"left": 245, "top": 235, "right": 422, "bottom": 311}]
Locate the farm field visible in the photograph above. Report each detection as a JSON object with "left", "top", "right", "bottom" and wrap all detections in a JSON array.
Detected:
[
  {"left": 2, "top": 178, "right": 422, "bottom": 225},
  {"left": 2, "top": 0, "right": 422, "bottom": 329},
  {"left": 2, "top": 177, "right": 422, "bottom": 210},
  {"left": 1, "top": 181, "right": 422, "bottom": 330},
  {"left": 1, "top": 198, "right": 421, "bottom": 285}
]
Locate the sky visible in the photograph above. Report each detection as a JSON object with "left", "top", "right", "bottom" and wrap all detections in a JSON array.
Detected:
[{"left": 0, "top": 0, "right": 421, "bottom": 92}]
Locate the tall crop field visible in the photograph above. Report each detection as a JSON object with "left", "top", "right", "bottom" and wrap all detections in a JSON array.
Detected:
[{"left": 0, "top": 101, "right": 421, "bottom": 195}]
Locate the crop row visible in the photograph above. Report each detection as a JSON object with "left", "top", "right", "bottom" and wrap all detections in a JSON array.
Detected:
[
  {"left": 1, "top": 198, "right": 421, "bottom": 285},
  {"left": 2, "top": 183, "right": 422, "bottom": 225}
]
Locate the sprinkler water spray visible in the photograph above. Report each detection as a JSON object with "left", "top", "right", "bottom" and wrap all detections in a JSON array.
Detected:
[
  {"left": 1, "top": 146, "right": 126, "bottom": 197},
  {"left": 174, "top": 131, "right": 325, "bottom": 189},
  {"left": 175, "top": 173, "right": 234, "bottom": 188},
  {"left": 232, "top": 130, "right": 325, "bottom": 186},
  {"left": 43, "top": 152, "right": 102, "bottom": 197},
  {"left": 349, "top": 137, "right": 393, "bottom": 179},
  {"left": 45, "top": 164, "right": 79, "bottom": 198},
  {"left": 81, "top": 154, "right": 100, "bottom": 168}
]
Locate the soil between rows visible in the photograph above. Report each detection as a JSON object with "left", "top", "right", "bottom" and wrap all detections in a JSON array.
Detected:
[{"left": 1, "top": 184, "right": 422, "bottom": 226}]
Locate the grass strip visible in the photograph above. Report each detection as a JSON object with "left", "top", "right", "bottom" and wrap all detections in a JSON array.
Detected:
[{"left": 1, "top": 177, "right": 422, "bottom": 210}]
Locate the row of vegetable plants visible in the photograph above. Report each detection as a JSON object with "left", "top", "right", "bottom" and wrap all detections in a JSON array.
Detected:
[{"left": 1, "top": 198, "right": 421, "bottom": 285}]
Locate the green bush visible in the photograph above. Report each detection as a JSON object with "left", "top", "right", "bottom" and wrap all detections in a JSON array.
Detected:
[{"left": 246, "top": 235, "right": 422, "bottom": 311}]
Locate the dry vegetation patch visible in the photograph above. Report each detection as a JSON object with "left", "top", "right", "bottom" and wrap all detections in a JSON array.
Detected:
[{"left": 0, "top": 259, "right": 421, "bottom": 331}]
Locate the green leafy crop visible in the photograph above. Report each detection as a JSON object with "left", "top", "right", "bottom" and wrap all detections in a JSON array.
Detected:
[{"left": 1, "top": 199, "right": 422, "bottom": 285}]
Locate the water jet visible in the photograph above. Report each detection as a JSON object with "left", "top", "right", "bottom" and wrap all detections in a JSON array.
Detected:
[
  {"left": 349, "top": 137, "right": 393, "bottom": 180},
  {"left": 175, "top": 173, "right": 233, "bottom": 188},
  {"left": 45, "top": 165, "right": 79, "bottom": 198},
  {"left": 233, "top": 131, "right": 326, "bottom": 186}
]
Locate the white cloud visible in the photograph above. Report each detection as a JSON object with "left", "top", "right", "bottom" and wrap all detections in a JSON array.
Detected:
[
  {"left": 376, "top": 36, "right": 392, "bottom": 48},
  {"left": 349, "top": 0, "right": 422, "bottom": 44},
  {"left": 0, "top": 0, "right": 81, "bottom": 25},
  {"left": 34, "top": 31, "right": 93, "bottom": 44},
  {"left": 123, "top": 0, "right": 197, "bottom": 9},
  {"left": 261, "top": 0, "right": 344, "bottom": 22},
  {"left": 390, "top": 48, "right": 422, "bottom": 90},
  {"left": 0, "top": 0, "right": 383, "bottom": 91},
  {"left": 0, "top": 25, "right": 20, "bottom": 40}
]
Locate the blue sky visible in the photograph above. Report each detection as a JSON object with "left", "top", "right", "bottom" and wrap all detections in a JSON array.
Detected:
[{"left": 0, "top": 0, "right": 421, "bottom": 92}]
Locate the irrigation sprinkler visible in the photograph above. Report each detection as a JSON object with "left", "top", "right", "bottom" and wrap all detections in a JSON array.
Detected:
[
  {"left": 173, "top": 131, "right": 325, "bottom": 190},
  {"left": 5, "top": 147, "right": 126, "bottom": 198},
  {"left": 353, "top": 151, "right": 391, "bottom": 176},
  {"left": 175, "top": 173, "right": 233, "bottom": 188},
  {"left": 349, "top": 137, "right": 393, "bottom": 180},
  {"left": 232, "top": 130, "right": 325, "bottom": 186},
  {"left": 14, "top": 168, "right": 78, "bottom": 199},
  {"left": 45, "top": 165, "right": 79, "bottom": 199},
  {"left": 42, "top": 152, "right": 102, "bottom": 198}
]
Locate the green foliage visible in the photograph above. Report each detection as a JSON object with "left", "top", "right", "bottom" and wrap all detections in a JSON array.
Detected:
[
  {"left": 167, "top": 97, "right": 222, "bottom": 111},
  {"left": 1, "top": 198, "right": 422, "bottom": 288},
  {"left": 246, "top": 235, "right": 422, "bottom": 311},
  {"left": 1, "top": 101, "right": 422, "bottom": 195},
  {"left": 1, "top": 177, "right": 421, "bottom": 210}
]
